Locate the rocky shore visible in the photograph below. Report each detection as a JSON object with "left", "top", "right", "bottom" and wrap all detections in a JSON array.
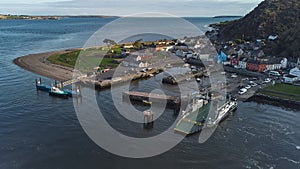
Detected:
[{"left": 246, "top": 93, "right": 300, "bottom": 111}]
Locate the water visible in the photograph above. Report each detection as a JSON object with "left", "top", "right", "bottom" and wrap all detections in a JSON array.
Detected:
[{"left": 0, "top": 17, "right": 299, "bottom": 169}]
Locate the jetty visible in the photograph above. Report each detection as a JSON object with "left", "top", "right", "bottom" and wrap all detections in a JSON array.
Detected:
[
  {"left": 62, "top": 75, "right": 87, "bottom": 87},
  {"left": 122, "top": 91, "right": 182, "bottom": 110},
  {"left": 162, "top": 71, "right": 204, "bottom": 85}
]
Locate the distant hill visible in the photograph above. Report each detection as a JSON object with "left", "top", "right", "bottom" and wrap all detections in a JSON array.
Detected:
[
  {"left": 216, "top": 0, "right": 300, "bottom": 57},
  {"left": 213, "top": 16, "right": 242, "bottom": 18},
  {"left": 0, "top": 14, "right": 117, "bottom": 20}
]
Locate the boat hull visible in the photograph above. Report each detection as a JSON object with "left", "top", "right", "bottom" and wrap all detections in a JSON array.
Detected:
[
  {"left": 49, "top": 91, "right": 68, "bottom": 99},
  {"left": 36, "top": 85, "right": 51, "bottom": 92}
]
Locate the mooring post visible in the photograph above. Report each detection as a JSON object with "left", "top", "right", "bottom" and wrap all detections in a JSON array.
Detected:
[
  {"left": 35, "top": 79, "right": 38, "bottom": 90},
  {"left": 143, "top": 110, "right": 154, "bottom": 129}
]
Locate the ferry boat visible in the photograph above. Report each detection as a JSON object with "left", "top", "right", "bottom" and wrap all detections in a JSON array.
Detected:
[
  {"left": 174, "top": 94, "right": 237, "bottom": 135},
  {"left": 206, "top": 97, "right": 237, "bottom": 128},
  {"left": 174, "top": 94, "right": 210, "bottom": 135},
  {"left": 49, "top": 87, "right": 68, "bottom": 98}
]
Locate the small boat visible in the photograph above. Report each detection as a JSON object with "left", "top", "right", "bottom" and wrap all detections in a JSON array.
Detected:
[
  {"left": 49, "top": 87, "right": 68, "bottom": 98},
  {"left": 63, "top": 89, "right": 81, "bottom": 97},
  {"left": 196, "top": 78, "right": 202, "bottom": 83},
  {"left": 142, "top": 100, "right": 152, "bottom": 105},
  {"left": 36, "top": 84, "right": 52, "bottom": 92},
  {"left": 36, "top": 79, "right": 51, "bottom": 92}
]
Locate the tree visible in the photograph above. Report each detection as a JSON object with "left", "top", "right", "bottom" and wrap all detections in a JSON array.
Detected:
[
  {"left": 103, "top": 39, "right": 117, "bottom": 48},
  {"left": 133, "top": 39, "right": 143, "bottom": 49}
]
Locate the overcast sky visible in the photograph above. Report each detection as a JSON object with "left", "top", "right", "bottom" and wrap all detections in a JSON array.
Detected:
[{"left": 0, "top": 0, "right": 264, "bottom": 17}]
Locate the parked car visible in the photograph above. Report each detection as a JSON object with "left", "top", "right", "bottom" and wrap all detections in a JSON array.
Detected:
[
  {"left": 250, "top": 82, "right": 257, "bottom": 87},
  {"left": 231, "top": 73, "right": 238, "bottom": 78},
  {"left": 238, "top": 88, "right": 247, "bottom": 95},
  {"left": 249, "top": 77, "right": 258, "bottom": 81},
  {"left": 245, "top": 85, "right": 252, "bottom": 89},
  {"left": 264, "top": 78, "right": 271, "bottom": 83}
]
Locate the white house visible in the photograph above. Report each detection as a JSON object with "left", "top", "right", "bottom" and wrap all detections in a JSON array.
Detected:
[
  {"left": 281, "top": 58, "right": 288, "bottom": 69},
  {"left": 124, "top": 44, "right": 134, "bottom": 49},
  {"left": 273, "top": 63, "right": 282, "bottom": 70},
  {"left": 290, "top": 67, "right": 300, "bottom": 80},
  {"left": 238, "top": 58, "right": 247, "bottom": 69},
  {"left": 283, "top": 74, "right": 298, "bottom": 84},
  {"left": 122, "top": 55, "right": 149, "bottom": 68}
]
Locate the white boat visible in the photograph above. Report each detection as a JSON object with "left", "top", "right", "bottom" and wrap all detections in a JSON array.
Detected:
[
  {"left": 196, "top": 78, "right": 202, "bottom": 82},
  {"left": 49, "top": 87, "right": 68, "bottom": 98},
  {"left": 206, "top": 99, "right": 237, "bottom": 127}
]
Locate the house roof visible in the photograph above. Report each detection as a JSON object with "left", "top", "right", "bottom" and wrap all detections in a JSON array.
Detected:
[{"left": 251, "top": 50, "right": 265, "bottom": 57}]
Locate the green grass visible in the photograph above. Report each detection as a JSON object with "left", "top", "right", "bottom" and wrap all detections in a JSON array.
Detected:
[
  {"left": 259, "top": 84, "right": 300, "bottom": 101},
  {"left": 264, "top": 84, "right": 300, "bottom": 95},
  {"left": 47, "top": 48, "right": 119, "bottom": 71},
  {"left": 260, "top": 91, "right": 300, "bottom": 101},
  {"left": 47, "top": 50, "right": 80, "bottom": 68}
]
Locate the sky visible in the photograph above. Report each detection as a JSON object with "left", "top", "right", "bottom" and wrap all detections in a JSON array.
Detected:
[{"left": 0, "top": 0, "right": 264, "bottom": 17}]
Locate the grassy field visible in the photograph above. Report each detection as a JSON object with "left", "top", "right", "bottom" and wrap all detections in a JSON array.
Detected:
[
  {"left": 264, "top": 84, "right": 300, "bottom": 95},
  {"left": 259, "top": 84, "right": 300, "bottom": 101},
  {"left": 47, "top": 48, "right": 119, "bottom": 71}
]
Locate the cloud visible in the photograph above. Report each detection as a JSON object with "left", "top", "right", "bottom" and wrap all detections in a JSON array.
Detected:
[{"left": 0, "top": 0, "right": 263, "bottom": 16}]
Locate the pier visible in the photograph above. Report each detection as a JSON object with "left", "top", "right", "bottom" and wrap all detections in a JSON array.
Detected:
[
  {"left": 122, "top": 91, "right": 182, "bottom": 110},
  {"left": 162, "top": 71, "right": 204, "bottom": 85}
]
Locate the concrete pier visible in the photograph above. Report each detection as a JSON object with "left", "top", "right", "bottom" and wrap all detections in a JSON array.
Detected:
[{"left": 122, "top": 91, "right": 181, "bottom": 110}]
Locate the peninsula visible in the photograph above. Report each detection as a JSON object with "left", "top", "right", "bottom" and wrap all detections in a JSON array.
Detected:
[{"left": 0, "top": 14, "right": 117, "bottom": 20}]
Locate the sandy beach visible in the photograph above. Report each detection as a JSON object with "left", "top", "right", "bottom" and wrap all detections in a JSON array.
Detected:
[{"left": 13, "top": 49, "right": 80, "bottom": 81}]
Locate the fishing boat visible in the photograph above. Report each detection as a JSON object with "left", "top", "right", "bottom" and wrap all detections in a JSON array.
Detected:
[
  {"left": 35, "top": 79, "right": 51, "bottom": 92},
  {"left": 36, "top": 84, "right": 52, "bottom": 92},
  {"left": 63, "top": 88, "right": 81, "bottom": 97},
  {"left": 142, "top": 100, "right": 152, "bottom": 105},
  {"left": 49, "top": 87, "right": 68, "bottom": 98}
]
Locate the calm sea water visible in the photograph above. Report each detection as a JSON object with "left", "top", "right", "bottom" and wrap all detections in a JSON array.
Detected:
[{"left": 0, "top": 17, "right": 299, "bottom": 169}]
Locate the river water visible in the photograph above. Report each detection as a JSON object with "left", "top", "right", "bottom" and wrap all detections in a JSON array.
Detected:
[{"left": 0, "top": 17, "right": 299, "bottom": 169}]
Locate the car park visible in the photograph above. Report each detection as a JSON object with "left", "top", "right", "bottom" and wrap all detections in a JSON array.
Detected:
[
  {"left": 250, "top": 82, "right": 257, "bottom": 87},
  {"left": 231, "top": 74, "right": 238, "bottom": 78},
  {"left": 245, "top": 85, "right": 252, "bottom": 89},
  {"left": 238, "top": 88, "right": 247, "bottom": 95},
  {"left": 264, "top": 78, "right": 271, "bottom": 83}
]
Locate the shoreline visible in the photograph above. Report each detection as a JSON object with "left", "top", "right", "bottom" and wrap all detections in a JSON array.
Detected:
[
  {"left": 14, "top": 49, "right": 300, "bottom": 111},
  {"left": 13, "top": 49, "right": 81, "bottom": 81},
  {"left": 246, "top": 93, "right": 300, "bottom": 111}
]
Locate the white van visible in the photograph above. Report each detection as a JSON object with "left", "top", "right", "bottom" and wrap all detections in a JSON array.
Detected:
[{"left": 269, "top": 71, "right": 280, "bottom": 76}]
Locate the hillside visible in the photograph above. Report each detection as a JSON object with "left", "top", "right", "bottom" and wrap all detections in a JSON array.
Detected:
[{"left": 216, "top": 0, "right": 300, "bottom": 57}]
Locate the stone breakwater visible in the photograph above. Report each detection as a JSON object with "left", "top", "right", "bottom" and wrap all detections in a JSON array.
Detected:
[{"left": 81, "top": 68, "right": 162, "bottom": 89}]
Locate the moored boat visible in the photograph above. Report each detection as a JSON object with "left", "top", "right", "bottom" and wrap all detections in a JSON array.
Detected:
[
  {"left": 49, "top": 87, "right": 68, "bottom": 98},
  {"left": 206, "top": 98, "right": 237, "bottom": 128},
  {"left": 36, "top": 84, "right": 52, "bottom": 92},
  {"left": 63, "top": 89, "right": 81, "bottom": 97},
  {"left": 142, "top": 100, "right": 152, "bottom": 105},
  {"left": 35, "top": 78, "right": 51, "bottom": 92}
]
